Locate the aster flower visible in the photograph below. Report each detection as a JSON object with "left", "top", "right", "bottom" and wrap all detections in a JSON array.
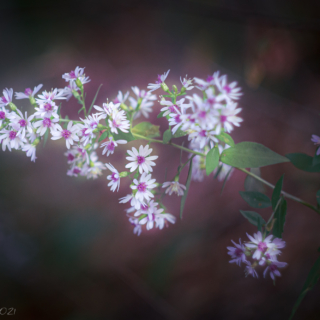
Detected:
[
  {"left": 113, "top": 90, "right": 129, "bottom": 104},
  {"left": 128, "top": 217, "right": 142, "bottom": 236},
  {"left": 22, "top": 144, "right": 37, "bottom": 162},
  {"left": 147, "top": 69, "right": 170, "bottom": 92},
  {"left": 0, "top": 128, "right": 26, "bottom": 151},
  {"left": 78, "top": 114, "right": 102, "bottom": 146},
  {"left": 227, "top": 239, "right": 247, "bottom": 266},
  {"left": 205, "top": 87, "right": 225, "bottom": 109},
  {"left": 215, "top": 75, "right": 242, "bottom": 101},
  {"left": 131, "top": 86, "right": 157, "bottom": 100},
  {"left": 67, "top": 166, "right": 82, "bottom": 177},
  {"left": 162, "top": 181, "right": 186, "bottom": 196},
  {"left": 129, "top": 87, "right": 157, "bottom": 119},
  {"left": 180, "top": 75, "right": 194, "bottom": 90},
  {"left": 62, "top": 66, "right": 90, "bottom": 85},
  {"left": 34, "top": 101, "right": 58, "bottom": 118},
  {"left": 60, "top": 81, "right": 80, "bottom": 101},
  {"left": 0, "top": 88, "right": 13, "bottom": 108},
  {"left": 263, "top": 258, "right": 287, "bottom": 281},
  {"left": 36, "top": 89, "right": 66, "bottom": 104},
  {"left": 108, "top": 110, "right": 130, "bottom": 134},
  {"left": 188, "top": 128, "right": 219, "bottom": 149},
  {"left": 245, "top": 262, "right": 258, "bottom": 278},
  {"left": 119, "top": 193, "right": 143, "bottom": 210},
  {"left": 168, "top": 111, "right": 184, "bottom": 135},
  {"left": 8, "top": 109, "right": 34, "bottom": 139},
  {"left": 100, "top": 137, "right": 127, "bottom": 156},
  {"left": 15, "top": 84, "right": 43, "bottom": 100},
  {"left": 94, "top": 102, "right": 121, "bottom": 119},
  {"left": 131, "top": 172, "right": 157, "bottom": 204},
  {"left": 82, "top": 151, "right": 105, "bottom": 179},
  {"left": 155, "top": 213, "right": 176, "bottom": 230},
  {"left": 33, "top": 117, "right": 60, "bottom": 136},
  {"left": 245, "top": 231, "right": 273, "bottom": 260},
  {"left": 51, "top": 121, "right": 80, "bottom": 149},
  {"left": 0, "top": 108, "right": 10, "bottom": 127},
  {"left": 126, "top": 145, "right": 158, "bottom": 174},
  {"left": 105, "top": 163, "right": 120, "bottom": 192},
  {"left": 214, "top": 102, "right": 243, "bottom": 134},
  {"left": 160, "top": 98, "right": 190, "bottom": 116}
]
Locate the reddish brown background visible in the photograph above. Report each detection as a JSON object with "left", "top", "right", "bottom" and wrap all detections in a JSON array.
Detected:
[{"left": 0, "top": 1, "right": 320, "bottom": 319}]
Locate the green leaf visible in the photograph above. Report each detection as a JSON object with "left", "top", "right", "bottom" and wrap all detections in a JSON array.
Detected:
[
  {"left": 239, "top": 191, "right": 271, "bottom": 209},
  {"left": 88, "top": 84, "right": 102, "bottom": 115},
  {"left": 289, "top": 254, "right": 320, "bottom": 320},
  {"left": 206, "top": 147, "right": 220, "bottom": 175},
  {"left": 216, "top": 132, "right": 235, "bottom": 147},
  {"left": 173, "top": 127, "right": 187, "bottom": 138},
  {"left": 43, "top": 128, "right": 49, "bottom": 147},
  {"left": 271, "top": 175, "right": 284, "bottom": 210},
  {"left": 240, "top": 210, "right": 266, "bottom": 228},
  {"left": 113, "top": 130, "right": 135, "bottom": 142},
  {"left": 213, "top": 165, "right": 223, "bottom": 179},
  {"left": 244, "top": 168, "right": 265, "bottom": 193},
  {"left": 221, "top": 142, "right": 289, "bottom": 168},
  {"left": 316, "top": 190, "right": 320, "bottom": 207},
  {"left": 132, "top": 122, "right": 160, "bottom": 138},
  {"left": 312, "top": 149, "right": 320, "bottom": 166},
  {"left": 180, "top": 158, "right": 193, "bottom": 219},
  {"left": 98, "top": 131, "right": 109, "bottom": 142},
  {"left": 286, "top": 153, "right": 320, "bottom": 172},
  {"left": 272, "top": 197, "right": 287, "bottom": 238},
  {"left": 163, "top": 129, "right": 172, "bottom": 144},
  {"left": 157, "top": 111, "right": 166, "bottom": 118}
]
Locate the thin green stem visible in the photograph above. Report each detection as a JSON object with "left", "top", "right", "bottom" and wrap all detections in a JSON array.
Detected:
[{"left": 59, "top": 118, "right": 82, "bottom": 124}]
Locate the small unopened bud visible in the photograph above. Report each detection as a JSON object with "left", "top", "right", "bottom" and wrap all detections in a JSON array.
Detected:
[
  {"left": 161, "top": 82, "right": 170, "bottom": 93},
  {"left": 181, "top": 86, "right": 186, "bottom": 94},
  {"left": 72, "top": 90, "right": 81, "bottom": 100},
  {"left": 174, "top": 175, "right": 180, "bottom": 182},
  {"left": 9, "top": 102, "right": 17, "bottom": 111},
  {"left": 90, "top": 161, "right": 95, "bottom": 167},
  {"left": 75, "top": 78, "right": 83, "bottom": 90},
  {"left": 119, "top": 171, "right": 129, "bottom": 178},
  {"left": 97, "top": 123, "right": 106, "bottom": 131},
  {"left": 33, "top": 137, "right": 41, "bottom": 146},
  {"left": 29, "top": 96, "right": 37, "bottom": 106},
  {"left": 172, "top": 85, "right": 178, "bottom": 93},
  {"left": 120, "top": 103, "right": 128, "bottom": 111}
]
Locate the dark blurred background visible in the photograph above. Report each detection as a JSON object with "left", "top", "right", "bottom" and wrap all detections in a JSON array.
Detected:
[{"left": 0, "top": 1, "right": 320, "bottom": 319}]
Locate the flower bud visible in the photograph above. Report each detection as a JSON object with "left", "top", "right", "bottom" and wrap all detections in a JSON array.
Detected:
[
  {"left": 72, "top": 90, "right": 81, "bottom": 100},
  {"left": 8, "top": 102, "right": 17, "bottom": 111},
  {"left": 181, "top": 86, "right": 186, "bottom": 94},
  {"left": 33, "top": 137, "right": 41, "bottom": 146},
  {"left": 161, "top": 82, "right": 170, "bottom": 93},
  {"left": 75, "top": 78, "right": 83, "bottom": 90},
  {"left": 120, "top": 103, "right": 128, "bottom": 111},
  {"left": 29, "top": 96, "right": 37, "bottom": 107},
  {"left": 172, "top": 85, "right": 178, "bottom": 93},
  {"left": 119, "top": 171, "right": 129, "bottom": 178},
  {"left": 97, "top": 123, "right": 106, "bottom": 131}
]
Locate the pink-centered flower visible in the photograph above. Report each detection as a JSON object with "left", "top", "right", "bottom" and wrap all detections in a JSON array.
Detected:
[
  {"left": 33, "top": 117, "right": 60, "bottom": 136},
  {"left": 245, "top": 231, "right": 273, "bottom": 260},
  {"left": 131, "top": 172, "right": 157, "bottom": 204},
  {"left": 36, "top": 89, "right": 66, "bottom": 104},
  {"left": 0, "top": 88, "right": 13, "bottom": 107},
  {"left": 162, "top": 181, "right": 186, "bottom": 196},
  {"left": 62, "top": 66, "right": 90, "bottom": 85},
  {"left": 180, "top": 75, "right": 194, "bottom": 90},
  {"left": 105, "top": 163, "right": 120, "bottom": 192},
  {"left": 227, "top": 239, "right": 247, "bottom": 266},
  {"left": 215, "top": 75, "right": 242, "bottom": 101},
  {"left": 108, "top": 110, "right": 130, "bottom": 134},
  {"left": 15, "top": 84, "right": 43, "bottom": 100},
  {"left": 263, "top": 258, "right": 287, "bottom": 281},
  {"left": 100, "top": 137, "right": 127, "bottom": 156},
  {"left": 147, "top": 69, "right": 170, "bottom": 92},
  {"left": 51, "top": 121, "right": 80, "bottom": 149},
  {"left": 126, "top": 145, "right": 158, "bottom": 174}
]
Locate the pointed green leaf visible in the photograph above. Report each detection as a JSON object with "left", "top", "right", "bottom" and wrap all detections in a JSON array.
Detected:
[
  {"left": 163, "top": 129, "right": 172, "bottom": 144},
  {"left": 98, "top": 131, "right": 109, "bottom": 142},
  {"left": 240, "top": 210, "right": 266, "bottom": 228},
  {"left": 216, "top": 132, "right": 235, "bottom": 147},
  {"left": 213, "top": 165, "right": 223, "bottom": 179},
  {"left": 43, "top": 128, "right": 49, "bottom": 147},
  {"left": 289, "top": 255, "right": 320, "bottom": 320},
  {"left": 272, "top": 175, "right": 284, "bottom": 210},
  {"left": 244, "top": 168, "right": 265, "bottom": 193},
  {"left": 239, "top": 191, "right": 271, "bottom": 209},
  {"left": 180, "top": 158, "right": 193, "bottom": 219},
  {"left": 88, "top": 84, "right": 102, "bottom": 115},
  {"left": 273, "top": 198, "right": 287, "bottom": 238},
  {"left": 132, "top": 122, "right": 160, "bottom": 138},
  {"left": 286, "top": 153, "right": 320, "bottom": 172},
  {"left": 206, "top": 147, "right": 220, "bottom": 175},
  {"left": 221, "top": 142, "right": 289, "bottom": 168},
  {"left": 157, "top": 111, "right": 166, "bottom": 118}
]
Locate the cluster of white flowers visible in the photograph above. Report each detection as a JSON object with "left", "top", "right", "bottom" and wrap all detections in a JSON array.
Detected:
[{"left": 227, "top": 231, "right": 287, "bottom": 281}]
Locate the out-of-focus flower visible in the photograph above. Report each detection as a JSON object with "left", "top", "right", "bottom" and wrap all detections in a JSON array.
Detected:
[
  {"left": 162, "top": 181, "right": 186, "bottom": 196},
  {"left": 147, "top": 69, "right": 170, "bottom": 92}
]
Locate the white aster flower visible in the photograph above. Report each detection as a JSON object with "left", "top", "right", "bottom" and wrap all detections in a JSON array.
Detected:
[
  {"left": 131, "top": 172, "right": 157, "bottom": 204},
  {"left": 8, "top": 109, "right": 34, "bottom": 139},
  {"left": 0, "top": 88, "right": 13, "bottom": 107},
  {"left": 22, "top": 144, "right": 37, "bottom": 162},
  {"left": 162, "top": 181, "right": 186, "bottom": 196},
  {"left": 108, "top": 110, "right": 130, "bottom": 134},
  {"left": 15, "top": 84, "right": 43, "bottom": 100},
  {"left": 160, "top": 98, "right": 190, "bottom": 116},
  {"left": 33, "top": 117, "right": 60, "bottom": 136},
  {"left": 34, "top": 100, "right": 58, "bottom": 118},
  {"left": 36, "top": 89, "right": 66, "bottom": 104},
  {"left": 94, "top": 101, "right": 120, "bottom": 119},
  {"left": 100, "top": 137, "right": 127, "bottom": 156},
  {"left": 82, "top": 151, "right": 105, "bottom": 179},
  {"left": 263, "top": 258, "right": 287, "bottom": 281},
  {"left": 128, "top": 217, "right": 142, "bottom": 236},
  {"left": 51, "top": 121, "right": 80, "bottom": 149},
  {"left": 227, "top": 239, "right": 247, "bottom": 266},
  {"left": 0, "top": 128, "right": 26, "bottom": 151},
  {"left": 114, "top": 90, "right": 129, "bottom": 104},
  {"left": 60, "top": 81, "right": 80, "bottom": 101},
  {"left": 188, "top": 127, "right": 219, "bottom": 149},
  {"left": 215, "top": 75, "right": 242, "bottom": 101},
  {"left": 245, "top": 231, "right": 273, "bottom": 260},
  {"left": 214, "top": 102, "right": 242, "bottom": 134},
  {"left": 62, "top": 66, "right": 90, "bottom": 85},
  {"left": 119, "top": 193, "right": 143, "bottom": 210},
  {"left": 147, "top": 69, "right": 170, "bottom": 92},
  {"left": 126, "top": 145, "right": 158, "bottom": 174},
  {"left": 180, "top": 75, "right": 194, "bottom": 90},
  {"left": 311, "top": 135, "right": 320, "bottom": 155},
  {"left": 105, "top": 163, "right": 120, "bottom": 192}
]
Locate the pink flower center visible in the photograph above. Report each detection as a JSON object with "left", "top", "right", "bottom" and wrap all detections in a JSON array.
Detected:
[
  {"left": 113, "top": 97, "right": 120, "bottom": 104},
  {"left": 235, "top": 248, "right": 243, "bottom": 257},
  {"left": 111, "top": 172, "right": 119, "bottom": 182},
  {"left": 19, "top": 119, "right": 27, "bottom": 127},
  {"left": 206, "top": 75, "right": 214, "bottom": 82},
  {"left": 82, "top": 128, "right": 89, "bottom": 136},
  {"left": 67, "top": 154, "right": 75, "bottom": 162},
  {"left": 199, "top": 130, "right": 207, "bottom": 137},
  {"left": 148, "top": 213, "right": 156, "bottom": 221},
  {"left": 155, "top": 75, "right": 162, "bottom": 84},
  {"left": 107, "top": 141, "right": 115, "bottom": 151},
  {"left": 69, "top": 70, "right": 76, "bottom": 79},
  {"left": 1, "top": 96, "right": 8, "bottom": 103},
  {"left": 137, "top": 182, "right": 147, "bottom": 192},
  {"left": 258, "top": 241, "right": 267, "bottom": 252},
  {"left": 112, "top": 119, "right": 120, "bottom": 128},
  {"left": 43, "top": 118, "right": 52, "bottom": 127},
  {"left": 90, "top": 122, "right": 98, "bottom": 129},
  {"left": 0, "top": 111, "right": 5, "bottom": 119},
  {"left": 137, "top": 156, "right": 145, "bottom": 164},
  {"left": 174, "top": 115, "right": 181, "bottom": 123},
  {"left": 24, "top": 88, "right": 32, "bottom": 96},
  {"left": 141, "top": 204, "right": 148, "bottom": 211},
  {"left": 73, "top": 167, "right": 81, "bottom": 174},
  {"left": 223, "top": 85, "right": 231, "bottom": 94},
  {"left": 207, "top": 97, "right": 215, "bottom": 105},
  {"left": 9, "top": 131, "right": 17, "bottom": 140},
  {"left": 169, "top": 105, "right": 178, "bottom": 113},
  {"left": 220, "top": 115, "right": 227, "bottom": 123},
  {"left": 62, "top": 129, "right": 71, "bottom": 139},
  {"left": 44, "top": 103, "right": 53, "bottom": 112},
  {"left": 77, "top": 148, "right": 86, "bottom": 156},
  {"left": 198, "top": 111, "right": 206, "bottom": 118},
  {"left": 269, "top": 264, "right": 278, "bottom": 272}
]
